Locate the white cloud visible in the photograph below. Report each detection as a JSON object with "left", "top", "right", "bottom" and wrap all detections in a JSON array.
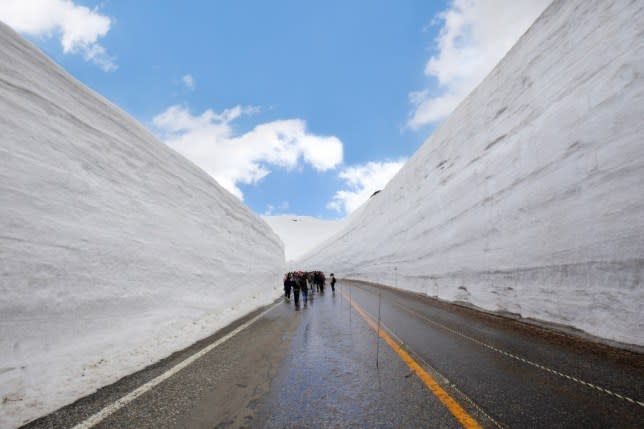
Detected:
[
  {"left": 0, "top": 0, "right": 116, "bottom": 71},
  {"left": 182, "top": 74, "right": 195, "bottom": 90},
  {"left": 264, "top": 201, "right": 290, "bottom": 215},
  {"left": 154, "top": 105, "right": 343, "bottom": 199},
  {"left": 408, "top": 0, "right": 551, "bottom": 128},
  {"left": 327, "top": 160, "right": 406, "bottom": 215}
]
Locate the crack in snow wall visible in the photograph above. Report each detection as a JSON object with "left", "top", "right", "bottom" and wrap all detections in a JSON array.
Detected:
[
  {"left": 300, "top": 0, "right": 644, "bottom": 347},
  {"left": 0, "top": 23, "right": 285, "bottom": 428}
]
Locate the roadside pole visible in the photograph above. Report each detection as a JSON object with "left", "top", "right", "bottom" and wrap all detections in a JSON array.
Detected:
[
  {"left": 394, "top": 266, "right": 398, "bottom": 289},
  {"left": 376, "top": 290, "right": 382, "bottom": 368},
  {"left": 349, "top": 285, "right": 352, "bottom": 324}
]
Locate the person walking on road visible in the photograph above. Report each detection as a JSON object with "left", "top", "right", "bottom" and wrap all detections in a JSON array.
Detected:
[
  {"left": 292, "top": 274, "right": 301, "bottom": 306},
  {"left": 300, "top": 273, "right": 309, "bottom": 304},
  {"left": 330, "top": 273, "right": 336, "bottom": 292},
  {"left": 283, "top": 274, "right": 292, "bottom": 301}
]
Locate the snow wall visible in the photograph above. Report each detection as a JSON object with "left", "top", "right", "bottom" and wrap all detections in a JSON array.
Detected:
[
  {"left": 0, "top": 23, "right": 285, "bottom": 427},
  {"left": 300, "top": 0, "right": 644, "bottom": 347}
]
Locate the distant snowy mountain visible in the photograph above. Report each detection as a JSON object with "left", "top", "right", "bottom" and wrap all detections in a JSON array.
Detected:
[
  {"left": 0, "top": 22, "right": 284, "bottom": 428},
  {"left": 262, "top": 215, "right": 346, "bottom": 262},
  {"left": 300, "top": 0, "right": 644, "bottom": 347}
]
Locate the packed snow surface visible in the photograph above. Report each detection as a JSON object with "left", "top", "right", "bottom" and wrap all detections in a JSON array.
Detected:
[
  {"left": 0, "top": 23, "right": 284, "bottom": 428},
  {"left": 300, "top": 0, "right": 644, "bottom": 346},
  {"left": 262, "top": 215, "right": 346, "bottom": 261}
]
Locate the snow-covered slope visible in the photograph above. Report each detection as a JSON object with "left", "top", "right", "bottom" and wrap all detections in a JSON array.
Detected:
[
  {"left": 0, "top": 23, "right": 284, "bottom": 427},
  {"left": 300, "top": 0, "right": 644, "bottom": 346},
  {"left": 262, "top": 215, "right": 346, "bottom": 262}
]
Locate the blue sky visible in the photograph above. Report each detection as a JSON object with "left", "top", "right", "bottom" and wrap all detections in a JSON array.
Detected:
[{"left": 0, "top": 0, "right": 550, "bottom": 218}]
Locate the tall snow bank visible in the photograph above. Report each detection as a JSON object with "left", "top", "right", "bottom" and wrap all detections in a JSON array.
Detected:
[
  {"left": 300, "top": 0, "right": 644, "bottom": 346},
  {"left": 262, "top": 215, "right": 346, "bottom": 262},
  {"left": 0, "top": 22, "right": 284, "bottom": 427}
]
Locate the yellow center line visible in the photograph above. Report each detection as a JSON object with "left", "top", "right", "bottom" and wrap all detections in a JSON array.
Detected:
[{"left": 339, "top": 289, "right": 482, "bottom": 429}]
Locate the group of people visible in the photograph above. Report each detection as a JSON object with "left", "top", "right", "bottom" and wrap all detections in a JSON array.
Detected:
[{"left": 283, "top": 271, "right": 336, "bottom": 306}]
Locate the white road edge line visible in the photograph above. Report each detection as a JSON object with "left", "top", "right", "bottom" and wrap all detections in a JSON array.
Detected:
[
  {"left": 388, "top": 299, "right": 644, "bottom": 408},
  {"left": 349, "top": 283, "right": 644, "bottom": 408},
  {"left": 71, "top": 301, "right": 282, "bottom": 429}
]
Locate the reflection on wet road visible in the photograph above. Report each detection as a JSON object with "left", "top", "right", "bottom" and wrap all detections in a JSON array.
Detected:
[
  {"left": 23, "top": 280, "right": 644, "bottom": 429},
  {"left": 251, "top": 280, "right": 644, "bottom": 428},
  {"left": 253, "top": 286, "right": 469, "bottom": 428},
  {"left": 326, "top": 281, "right": 644, "bottom": 428}
]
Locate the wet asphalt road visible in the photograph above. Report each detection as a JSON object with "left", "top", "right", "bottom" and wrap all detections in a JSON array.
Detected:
[
  {"left": 338, "top": 281, "right": 644, "bottom": 428},
  {"left": 251, "top": 286, "right": 467, "bottom": 429},
  {"left": 22, "top": 281, "right": 644, "bottom": 428}
]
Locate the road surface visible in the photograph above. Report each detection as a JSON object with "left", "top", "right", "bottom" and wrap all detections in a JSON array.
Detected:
[{"left": 23, "top": 281, "right": 644, "bottom": 428}]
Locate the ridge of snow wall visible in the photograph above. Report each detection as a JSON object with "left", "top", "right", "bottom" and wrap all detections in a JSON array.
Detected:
[
  {"left": 300, "top": 0, "right": 643, "bottom": 347},
  {"left": 0, "top": 23, "right": 285, "bottom": 427}
]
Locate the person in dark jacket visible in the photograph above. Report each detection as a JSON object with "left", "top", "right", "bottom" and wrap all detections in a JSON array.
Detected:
[
  {"left": 292, "top": 274, "right": 300, "bottom": 306},
  {"left": 300, "top": 273, "right": 308, "bottom": 304},
  {"left": 330, "top": 273, "right": 336, "bottom": 292},
  {"left": 283, "top": 273, "right": 292, "bottom": 300}
]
